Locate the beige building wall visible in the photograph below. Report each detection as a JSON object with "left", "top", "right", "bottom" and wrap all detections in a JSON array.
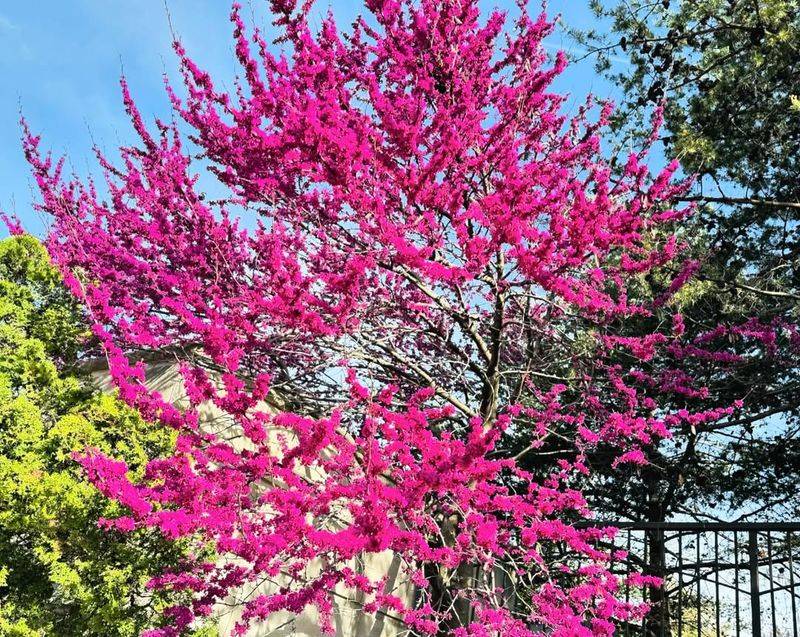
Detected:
[{"left": 91, "top": 360, "right": 414, "bottom": 637}]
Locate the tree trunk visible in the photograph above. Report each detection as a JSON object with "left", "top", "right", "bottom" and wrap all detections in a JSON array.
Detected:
[
  {"left": 641, "top": 463, "right": 672, "bottom": 637},
  {"left": 423, "top": 561, "right": 475, "bottom": 636},
  {"left": 644, "top": 526, "right": 672, "bottom": 637}
]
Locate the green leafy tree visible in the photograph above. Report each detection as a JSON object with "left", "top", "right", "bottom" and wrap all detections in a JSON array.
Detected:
[{"left": 0, "top": 235, "right": 211, "bottom": 636}]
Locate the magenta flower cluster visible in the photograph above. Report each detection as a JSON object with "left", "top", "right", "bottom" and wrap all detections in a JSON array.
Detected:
[{"left": 19, "top": 1, "right": 787, "bottom": 635}]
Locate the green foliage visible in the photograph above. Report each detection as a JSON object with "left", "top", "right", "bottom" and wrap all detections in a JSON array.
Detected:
[
  {"left": 0, "top": 236, "right": 214, "bottom": 636},
  {"left": 581, "top": 0, "right": 800, "bottom": 277}
]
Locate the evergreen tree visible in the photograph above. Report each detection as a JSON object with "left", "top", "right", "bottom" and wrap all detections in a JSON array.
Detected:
[
  {"left": 0, "top": 235, "right": 211, "bottom": 637},
  {"left": 574, "top": 0, "right": 800, "bottom": 523}
]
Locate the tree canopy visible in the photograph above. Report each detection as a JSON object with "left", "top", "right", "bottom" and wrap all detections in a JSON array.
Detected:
[{"left": 21, "top": 1, "right": 789, "bottom": 635}]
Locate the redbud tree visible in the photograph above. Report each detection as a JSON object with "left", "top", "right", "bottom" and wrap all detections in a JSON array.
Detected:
[{"left": 22, "top": 1, "right": 745, "bottom": 635}]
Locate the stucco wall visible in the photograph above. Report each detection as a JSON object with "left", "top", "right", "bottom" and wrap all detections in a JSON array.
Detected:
[{"left": 90, "top": 359, "right": 414, "bottom": 637}]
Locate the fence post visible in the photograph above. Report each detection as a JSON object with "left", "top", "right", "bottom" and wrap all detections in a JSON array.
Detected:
[{"left": 748, "top": 529, "right": 762, "bottom": 637}]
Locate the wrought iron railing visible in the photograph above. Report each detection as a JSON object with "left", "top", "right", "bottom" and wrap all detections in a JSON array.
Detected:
[{"left": 584, "top": 522, "right": 800, "bottom": 637}]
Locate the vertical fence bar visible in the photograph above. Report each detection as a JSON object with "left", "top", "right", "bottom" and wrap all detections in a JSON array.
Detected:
[
  {"left": 625, "top": 529, "right": 631, "bottom": 637},
  {"left": 735, "top": 531, "right": 742, "bottom": 637},
  {"left": 661, "top": 527, "right": 667, "bottom": 637},
  {"left": 678, "top": 532, "right": 684, "bottom": 637},
  {"left": 643, "top": 529, "right": 649, "bottom": 634},
  {"left": 714, "top": 531, "right": 720, "bottom": 637},
  {"left": 767, "top": 531, "right": 776, "bottom": 636},
  {"left": 696, "top": 531, "right": 702, "bottom": 637},
  {"left": 790, "top": 531, "right": 798, "bottom": 637},
  {"left": 749, "top": 529, "right": 762, "bottom": 637}
]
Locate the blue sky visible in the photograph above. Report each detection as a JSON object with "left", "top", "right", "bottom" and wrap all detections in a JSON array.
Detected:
[{"left": 0, "top": 1, "right": 622, "bottom": 237}]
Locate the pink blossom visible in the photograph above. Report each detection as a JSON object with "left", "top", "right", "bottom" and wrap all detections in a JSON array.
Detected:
[{"left": 20, "top": 1, "right": 770, "bottom": 634}]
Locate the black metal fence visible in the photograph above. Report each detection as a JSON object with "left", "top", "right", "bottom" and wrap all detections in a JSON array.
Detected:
[{"left": 591, "top": 522, "right": 800, "bottom": 637}]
